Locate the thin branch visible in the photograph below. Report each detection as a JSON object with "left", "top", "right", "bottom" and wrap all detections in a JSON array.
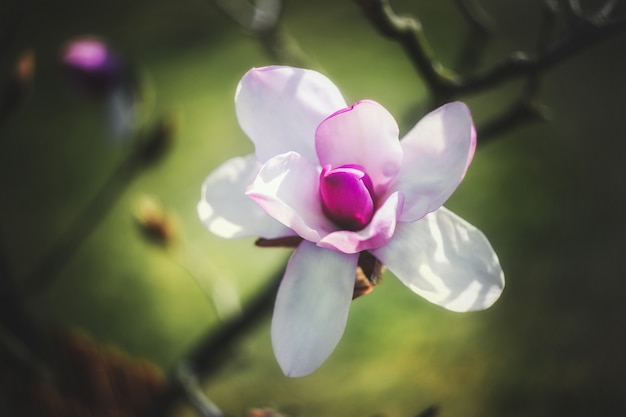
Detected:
[
  {"left": 144, "top": 263, "right": 286, "bottom": 417},
  {"left": 453, "top": 0, "right": 494, "bottom": 73},
  {"left": 414, "top": 404, "right": 440, "bottom": 417},
  {"left": 538, "top": 0, "right": 561, "bottom": 53},
  {"left": 210, "top": 0, "right": 309, "bottom": 66},
  {"left": 567, "top": 0, "right": 584, "bottom": 18},
  {"left": 354, "top": 0, "right": 456, "bottom": 103},
  {"left": 460, "top": 13, "right": 626, "bottom": 93},
  {"left": 454, "top": 0, "right": 495, "bottom": 35},
  {"left": 212, "top": 0, "right": 282, "bottom": 33},
  {"left": 355, "top": 0, "right": 626, "bottom": 98},
  {"left": 593, "top": 0, "right": 619, "bottom": 24},
  {"left": 177, "top": 363, "right": 225, "bottom": 417},
  {"left": 477, "top": 97, "right": 551, "bottom": 145},
  {"left": 0, "top": 245, "right": 53, "bottom": 371}
]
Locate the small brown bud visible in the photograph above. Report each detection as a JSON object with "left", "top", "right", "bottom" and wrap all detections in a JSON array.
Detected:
[
  {"left": 15, "top": 49, "right": 35, "bottom": 88},
  {"left": 0, "top": 49, "right": 35, "bottom": 119},
  {"left": 133, "top": 195, "right": 177, "bottom": 246}
]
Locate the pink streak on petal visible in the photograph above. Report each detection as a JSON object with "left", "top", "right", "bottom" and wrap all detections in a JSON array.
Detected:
[
  {"left": 318, "top": 191, "right": 404, "bottom": 254},
  {"left": 465, "top": 123, "right": 477, "bottom": 175},
  {"left": 315, "top": 100, "right": 403, "bottom": 196}
]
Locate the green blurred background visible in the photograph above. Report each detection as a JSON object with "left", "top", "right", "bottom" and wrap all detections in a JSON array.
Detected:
[{"left": 1, "top": 0, "right": 626, "bottom": 416}]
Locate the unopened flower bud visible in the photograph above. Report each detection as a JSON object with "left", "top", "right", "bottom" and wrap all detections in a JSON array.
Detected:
[
  {"left": 61, "top": 37, "right": 129, "bottom": 97},
  {"left": 133, "top": 196, "right": 176, "bottom": 246},
  {"left": 319, "top": 164, "right": 375, "bottom": 231}
]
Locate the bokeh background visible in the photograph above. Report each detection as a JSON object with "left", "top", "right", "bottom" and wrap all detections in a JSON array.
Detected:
[{"left": 1, "top": 0, "right": 626, "bottom": 416}]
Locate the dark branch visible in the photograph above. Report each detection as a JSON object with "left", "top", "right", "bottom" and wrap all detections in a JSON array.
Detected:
[
  {"left": 144, "top": 263, "right": 285, "bottom": 417},
  {"left": 454, "top": 0, "right": 494, "bottom": 35},
  {"left": 453, "top": 0, "right": 494, "bottom": 73},
  {"left": 354, "top": 0, "right": 457, "bottom": 102},
  {"left": 593, "top": 0, "right": 619, "bottom": 24},
  {"left": 355, "top": 0, "right": 626, "bottom": 98},
  {"left": 477, "top": 97, "right": 551, "bottom": 145},
  {"left": 458, "top": 14, "right": 626, "bottom": 93},
  {"left": 176, "top": 363, "right": 226, "bottom": 417}
]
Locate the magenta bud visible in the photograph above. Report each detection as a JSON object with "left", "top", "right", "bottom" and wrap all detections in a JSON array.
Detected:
[
  {"left": 319, "top": 164, "right": 376, "bottom": 231},
  {"left": 61, "top": 37, "right": 126, "bottom": 97}
]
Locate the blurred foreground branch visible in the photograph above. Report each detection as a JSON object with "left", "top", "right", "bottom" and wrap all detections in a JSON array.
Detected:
[{"left": 144, "top": 263, "right": 285, "bottom": 417}]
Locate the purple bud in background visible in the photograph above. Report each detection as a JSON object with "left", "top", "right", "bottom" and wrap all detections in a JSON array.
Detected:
[
  {"left": 62, "top": 36, "right": 126, "bottom": 97},
  {"left": 61, "top": 36, "right": 140, "bottom": 140}
]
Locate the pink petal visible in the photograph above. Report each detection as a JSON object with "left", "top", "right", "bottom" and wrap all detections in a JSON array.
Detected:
[
  {"left": 236, "top": 66, "right": 347, "bottom": 164},
  {"left": 315, "top": 100, "right": 403, "bottom": 196},
  {"left": 318, "top": 191, "right": 404, "bottom": 254},
  {"left": 246, "top": 152, "right": 336, "bottom": 243},
  {"left": 393, "top": 102, "right": 476, "bottom": 222},
  {"left": 198, "top": 155, "right": 295, "bottom": 239},
  {"left": 371, "top": 207, "right": 504, "bottom": 312},
  {"left": 272, "top": 241, "right": 358, "bottom": 377}
]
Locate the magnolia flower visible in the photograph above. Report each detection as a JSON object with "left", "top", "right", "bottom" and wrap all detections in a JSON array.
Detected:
[{"left": 198, "top": 66, "right": 504, "bottom": 377}]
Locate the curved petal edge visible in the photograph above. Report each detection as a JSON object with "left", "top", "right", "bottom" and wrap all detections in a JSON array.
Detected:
[
  {"left": 236, "top": 66, "right": 347, "bottom": 164},
  {"left": 395, "top": 102, "right": 477, "bottom": 223},
  {"left": 371, "top": 207, "right": 504, "bottom": 312},
  {"left": 271, "top": 241, "right": 358, "bottom": 377},
  {"left": 198, "top": 154, "right": 294, "bottom": 239}
]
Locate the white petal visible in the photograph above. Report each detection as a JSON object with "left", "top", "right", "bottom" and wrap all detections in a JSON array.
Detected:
[
  {"left": 272, "top": 241, "right": 358, "bottom": 377},
  {"left": 236, "top": 66, "right": 347, "bottom": 164},
  {"left": 371, "top": 207, "right": 504, "bottom": 312},
  {"left": 394, "top": 102, "right": 476, "bottom": 222},
  {"left": 246, "top": 151, "right": 336, "bottom": 242},
  {"left": 198, "top": 154, "right": 294, "bottom": 239}
]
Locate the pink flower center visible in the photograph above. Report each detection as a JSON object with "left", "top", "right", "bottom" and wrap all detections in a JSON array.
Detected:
[{"left": 319, "top": 164, "right": 376, "bottom": 231}]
